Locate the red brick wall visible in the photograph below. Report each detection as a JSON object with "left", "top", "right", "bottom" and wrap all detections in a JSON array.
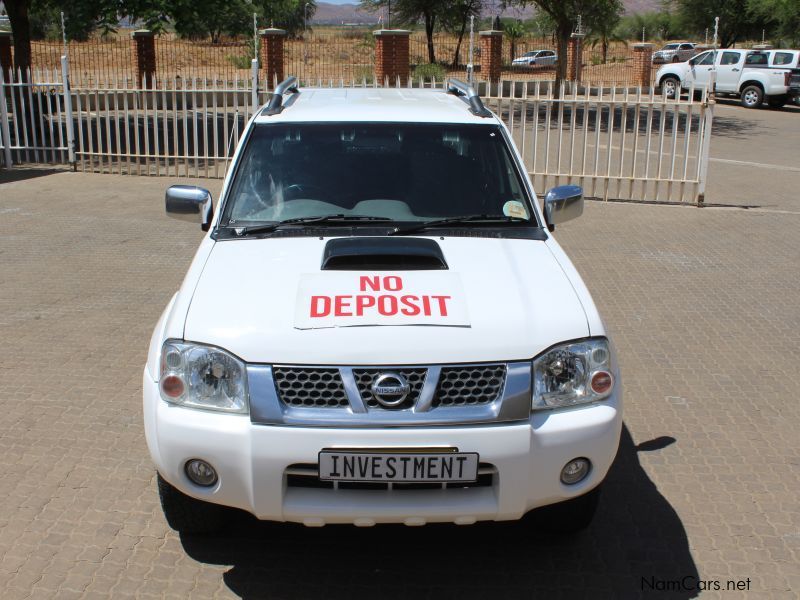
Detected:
[
  {"left": 567, "top": 36, "right": 584, "bottom": 81},
  {"left": 132, "top": 30, "right": 156, "bottom": 89},
  {"left": 374, "top": 30, "right": 410, "bottom": 85},
  {"left": 633, "top": 44, "right": 654, "bottom": 87},
  {"left": 260, "top": 29, "right": 286, "bottom": 89},
  {"left": 480, "top": 31, "right": 502, "bottom": 83}
]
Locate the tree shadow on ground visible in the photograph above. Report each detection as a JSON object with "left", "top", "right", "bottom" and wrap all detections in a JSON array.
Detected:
[
  {"left": 709, "top": 100, "right": 798, "bottom": 139},
  {"left": 180, "top": 425, "right": 699, "bottom": 599},
  {"left": 0, "top": 167, "right": 68, "bottom": 185}
]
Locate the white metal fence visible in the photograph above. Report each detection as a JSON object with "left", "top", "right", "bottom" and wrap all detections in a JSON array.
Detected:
[
  {"left": 483, "top": 81, "right": 713, "bottom": 204},
  {"left": 1, "top": 68, "right": 713, "bottom": 204},
  {"left": 0, "top": 57, "right": 75, "bottom": 168}
]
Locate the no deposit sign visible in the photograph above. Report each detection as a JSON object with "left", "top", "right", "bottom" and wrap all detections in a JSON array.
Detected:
[{"left": 294, "top": 272, "right": 470, "bottom": 329}]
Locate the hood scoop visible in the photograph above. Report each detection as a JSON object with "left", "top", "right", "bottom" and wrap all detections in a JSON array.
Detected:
[{"left": 321, "top": 237, "right": 448, "bottom": 270}]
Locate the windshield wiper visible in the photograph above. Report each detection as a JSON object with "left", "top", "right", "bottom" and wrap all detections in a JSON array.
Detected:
[
  {"left": 232, "top": 214, "right": 393, "bottom": 236},
  {"left": 388, "top": 214, "right": 529, "bottom": 236}
]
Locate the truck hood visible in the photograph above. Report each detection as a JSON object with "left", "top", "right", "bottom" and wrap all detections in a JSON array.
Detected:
[{"left": 183, "top": 236, "right": 590, "bottom": 364}]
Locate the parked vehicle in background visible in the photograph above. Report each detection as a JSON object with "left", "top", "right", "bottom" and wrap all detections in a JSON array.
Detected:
[
  {"left": 656, "top": 49, "right": 799, "bottom": 108},
  {"left": 652, "top": 42, "right": 697, "bottom": 64},
  {"left": 512, "top": 50, "right": 558, "bottom": 67},
  {"left": 764, "top": 50, "right": 800, "bottom": 105}
]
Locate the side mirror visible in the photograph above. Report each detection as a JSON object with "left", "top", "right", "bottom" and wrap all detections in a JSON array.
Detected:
[
  {"left": 544, "top": 185, "right": 583, "bottom": 231},
  {"left": 165, "top": 185, "right": 213, "bottom": 231}
]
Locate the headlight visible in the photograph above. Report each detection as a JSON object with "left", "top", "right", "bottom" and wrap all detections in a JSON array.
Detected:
[
  {"left": 159, "top": 340, "right": 248, "bottom": 413},
  {"left": 532, "top": 338, "right": 614, "bottom": 410}
]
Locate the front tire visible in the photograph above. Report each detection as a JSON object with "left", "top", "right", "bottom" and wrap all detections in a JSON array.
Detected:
[
  {"left": 740, "top": 85, "right": 763, "bottom": 108},
  {"left": 521, "top": 485, "right": 601, "bottom": 534},
  {"left": 660, "top": 76, "right": 680, "bottom": 99},
  {"left": 767, "top": 95, "right": 787, "bottom": 109},
  {"left": 157, "top": 473, "right": 225, "bottom": 534}
]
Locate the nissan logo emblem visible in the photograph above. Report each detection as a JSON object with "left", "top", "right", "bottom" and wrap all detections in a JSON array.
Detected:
[{"left": 371, "top": 372, "right": 410, "bottom": 407}]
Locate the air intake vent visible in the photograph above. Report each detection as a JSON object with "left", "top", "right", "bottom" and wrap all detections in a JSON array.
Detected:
[{"left": 321, "top": 237, "right": 448, "bottom": 270}]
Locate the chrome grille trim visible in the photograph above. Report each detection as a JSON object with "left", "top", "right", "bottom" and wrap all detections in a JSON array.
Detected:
[{"left": 248, "top": 361, "right": 532, "bottom": 427}]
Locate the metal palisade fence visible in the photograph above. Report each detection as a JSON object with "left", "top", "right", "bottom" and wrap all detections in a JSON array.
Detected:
[
  {"left": 1, "top": 63, "right": 713, "bottom": 205},
  {"left": 483, "top": 80, "right": 713, "bottom": 204},
  {"left": 0, "top": 57, "right": 75, "bottom": 168}
]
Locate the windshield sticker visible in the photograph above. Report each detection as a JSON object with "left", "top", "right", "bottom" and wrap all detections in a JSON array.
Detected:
[
  {"left": 503, "top": 200, "right": 528, "bottom": 219},
  {"left": 294, "top": 273, "right": 470, "bottom": 329}
]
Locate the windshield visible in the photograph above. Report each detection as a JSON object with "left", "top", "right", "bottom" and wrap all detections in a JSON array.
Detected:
[
  {"left": 221, "top": 123, "right": 535, "bottom": 226},
  {"left": 662, "top": 44, "right": 679, "bottom": 50}
]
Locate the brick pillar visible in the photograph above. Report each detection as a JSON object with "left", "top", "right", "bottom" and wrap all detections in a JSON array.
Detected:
[
  {"left": 132, "top": 30, "right": 156, "bottom": 88},
  {"left": 566, "top": 33, "right": 585, "bottom": 81},
  {"left": 632, "top": 43, "right": 654, "bottom": 87},
  {"left": 479, "top": 30, "right": 502, "bottom": 83},
  {"left": 374, "top": 29, "right": 410, "bottom": 85},
  {"left": 260, "top": 28, "right": 286, "bottom": 89},
  {"left": 0, "top": 31, "right": 13, "bottom": 81}
]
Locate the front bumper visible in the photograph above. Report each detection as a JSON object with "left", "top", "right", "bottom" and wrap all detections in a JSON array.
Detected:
[{"left": 143, "top": 370, "right": 622, "bottom": 526}]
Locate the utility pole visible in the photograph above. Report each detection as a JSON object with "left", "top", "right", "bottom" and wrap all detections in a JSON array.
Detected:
[
  {"left": 303, "top": 2, "right": 310, "bottom": 65},
  {"left": 712, "top": 16, "right": 719, "bottom": 48},
  {"left": 467, "top": 15, "right": 475, "bottom": 85}
]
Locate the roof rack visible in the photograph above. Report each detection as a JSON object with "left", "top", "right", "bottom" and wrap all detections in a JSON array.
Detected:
[
  {"left": 262, "top": 76, "right": 299, "bottom": 116},
  {"left": 446, "top": 79, "right": 493, "bottom": 118}
]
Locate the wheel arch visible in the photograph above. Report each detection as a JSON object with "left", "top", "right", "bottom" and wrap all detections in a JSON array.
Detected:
[
  {"left": 659, "top": 72, "right": 680, "bottom": 85},
  {"left": 739, "top": 80, "right": 765, "bottom": 94}
]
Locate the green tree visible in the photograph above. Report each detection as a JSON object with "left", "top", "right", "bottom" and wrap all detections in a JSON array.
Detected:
[
  {"left": 502, "top": 19, "right": 527, "bottom": 63},
  {"left": 255, "top": 0, "right": 316, "bottom": 38},
  {"left": 747, "top": 0, "right": 800, "bottom": 46},
  {"left": 171, "top": 0, "right": 252, "bottom": 42},
  {"left": 506, "top": 0, "right": 623, "bottom": 93},
  {"left": 360, "top": 0, "right": 442, "bottom": 64},
  {"left": 615, "top": 11, "right": 686, "bottom": 42},
  {"left": 440, "top": 0, "right": 483, "bottom": 68},
  {"left": 585, "top": 0, "right": 623, "bottom": 63},
  {"left": 674, "top": 0, "right": 765, "bottom": 47}
]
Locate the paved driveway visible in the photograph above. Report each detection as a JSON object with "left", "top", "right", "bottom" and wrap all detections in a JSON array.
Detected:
[
  {"left": 704, "top": 101, "right": 800, "bottom": 211},
  {"left": 0, "top": 170, "right": 798, "bottom": 599}
]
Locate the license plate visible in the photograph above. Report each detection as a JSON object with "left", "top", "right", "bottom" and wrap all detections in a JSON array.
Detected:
[{"left": 318, "top": 449, "right": 479, "bottom": 482}]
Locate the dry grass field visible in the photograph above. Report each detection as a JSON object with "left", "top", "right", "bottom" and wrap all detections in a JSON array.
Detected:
[{"left": 26, "top": 29, "right": 646, "bottom": 87}]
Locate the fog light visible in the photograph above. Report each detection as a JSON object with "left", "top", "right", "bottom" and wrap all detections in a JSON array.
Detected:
[
  {"left": 560, "top": 458, "right": 591, "bottom": 485},
  {"left": 185, "top": 459, "right": 218, "bottom": 487}
]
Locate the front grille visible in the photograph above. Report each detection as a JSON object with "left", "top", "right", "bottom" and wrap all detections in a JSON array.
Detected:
[
  {"left": 433, "top": 365, "right": 507, "bottom": 407},
  {"left": 273, "top": 367, "right": 349, "bottom": 408},
  {"left": 353, "top": 368, "right": 427, "bottom": 409}
]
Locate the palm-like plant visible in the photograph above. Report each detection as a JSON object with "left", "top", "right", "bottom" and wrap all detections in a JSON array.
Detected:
[
  {"left": 503, "top": 20, "right": 528, "bottom": 64},
  {"left": 587, "top": 18, "right": 627, "bottom": 64}
]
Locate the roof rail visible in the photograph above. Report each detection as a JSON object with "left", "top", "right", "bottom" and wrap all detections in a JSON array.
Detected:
[
  {"left": 262, "top": 76, "right": 299, "bottom": 116},
  {"left": 446, "top": 78, "right": 493, "bottom": 118}
]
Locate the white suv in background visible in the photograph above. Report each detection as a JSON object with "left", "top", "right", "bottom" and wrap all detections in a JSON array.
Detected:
[
  {"left": 144, "top": 78, "right": 622, "bottom": 534},
  {"left": 652, "top": 42, "right": 697, "bottom": 64},
  {"left": 656, "top": 49, "right": 799, "bottom": 108}
]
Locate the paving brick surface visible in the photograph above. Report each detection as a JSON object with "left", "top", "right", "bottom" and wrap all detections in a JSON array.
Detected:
[{"left": 1, "top": 170, "right": 798, "bottom": 599}]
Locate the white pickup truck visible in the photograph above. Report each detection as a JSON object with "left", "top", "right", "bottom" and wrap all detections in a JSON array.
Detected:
[
  {"left": 144, "top": 78, "right": 622, "bottom": 534},
  {"left": 656, "top": 48, "right": 800, "bottom": 108}
]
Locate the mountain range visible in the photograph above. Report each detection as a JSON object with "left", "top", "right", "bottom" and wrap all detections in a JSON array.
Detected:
[{"left": 313, "top": 1, "right": 664, "bottom": 25}]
